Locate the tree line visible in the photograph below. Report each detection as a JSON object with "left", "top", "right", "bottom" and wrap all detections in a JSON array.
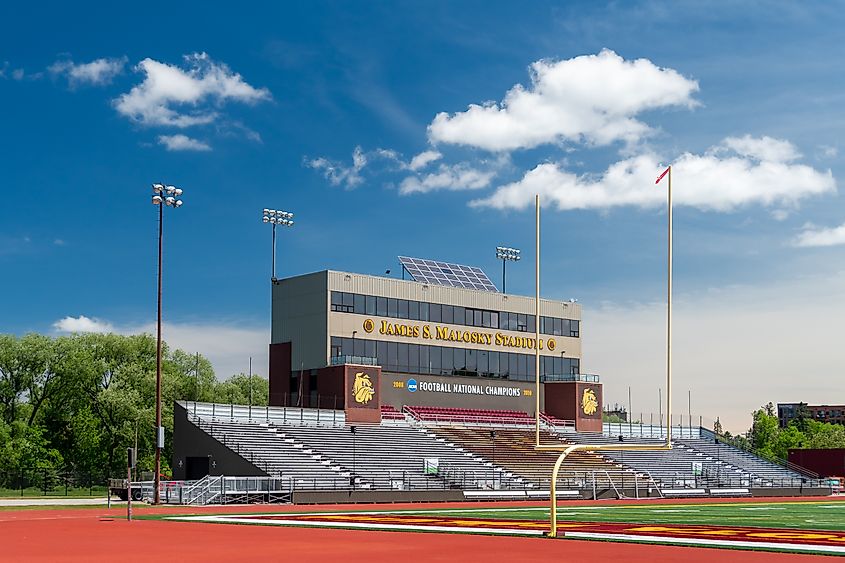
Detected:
[
  {"left": 0, "top": 333, "right": 267, "bottom": 483},
  {"left": 717, "top": 402, "right": 845, "bottom": 462}
]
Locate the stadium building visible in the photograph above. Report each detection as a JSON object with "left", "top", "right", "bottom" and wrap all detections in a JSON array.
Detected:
[{"left": 268, "top": 257, "right": 602, "bottom": 431}]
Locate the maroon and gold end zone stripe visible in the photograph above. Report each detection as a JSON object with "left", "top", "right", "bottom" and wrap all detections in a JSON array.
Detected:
[{"left": 248, "top": 513, "right": 845, "bottom": 547}]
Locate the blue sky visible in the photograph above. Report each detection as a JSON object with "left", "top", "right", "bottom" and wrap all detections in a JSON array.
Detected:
[{"left": 3, "top": 1, "right": 844, "bottom": 431}]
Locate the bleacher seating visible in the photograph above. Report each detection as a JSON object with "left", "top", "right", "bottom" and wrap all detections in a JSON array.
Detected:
[
  {"left": 405, "top": 406, "right": 534, "bottom": 426},
  {"left": 380, "top": 405, "right": 406, "bottom": 421},
  {"left": 181, "top": 402, "right": 825, "bottom": 496},
  {"left": 430, "top": 427, "right": 642, "bottom": 489}
]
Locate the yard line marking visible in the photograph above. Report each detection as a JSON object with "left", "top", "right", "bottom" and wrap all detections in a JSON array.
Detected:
[{"left": 565, "top": 532, "right": 845, "bottom": 555}]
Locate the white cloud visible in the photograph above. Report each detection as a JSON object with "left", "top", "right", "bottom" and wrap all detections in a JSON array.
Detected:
[
  {"left": 158, "top": 134, "right": 212, "bottom": 152},
  {"left": 408, "top": 150, "right": 443, "bottom": 171},
  {"left": 818, "top": 145, "right": 838, "bottom": 159},
  {"left": 53, "top": 315, "right": 114, "bottom": 333},
  {"left": 588, "top": 270, "right": 845, "bottom": 433},
  {"left": 720, "top": 135, "right": 800, "bottom": 162},
  {"left": 49, "top": 56, "right": 126, "bottom": 86},
  {"left": 428, "top": 49, "right": 699, "bottom": 152},
  {"left": 114, "top": 52, "right": 271, "bottom": 128},
  {"left": 53, "top": 316, "right": 267, "bottom": 379},
  {"left": 472, "top": 136, "right": 834, "bottom": 212},
  {"left": 399, "top": 162, "right": 497, "bottom": 195},
  {"left": 793, "top": 222, "right": 845, "bottom": 248},
  {"left": 306, "top": 146, "right": 368, "bottom": 189}
]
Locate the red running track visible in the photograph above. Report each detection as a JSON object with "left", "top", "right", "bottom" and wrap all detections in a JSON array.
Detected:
[{"left": 0, "top": 498, "right": 838, "bottom": 562}]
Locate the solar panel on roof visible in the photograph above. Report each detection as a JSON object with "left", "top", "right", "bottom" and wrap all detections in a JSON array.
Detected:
[{"left": 398, "top": 256, "right": 499, "bottom": 292}]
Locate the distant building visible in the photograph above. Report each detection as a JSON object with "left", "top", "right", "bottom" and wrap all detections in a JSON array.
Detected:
[{"left": 778, "top": 403, "right": 845, "bottom": 428}]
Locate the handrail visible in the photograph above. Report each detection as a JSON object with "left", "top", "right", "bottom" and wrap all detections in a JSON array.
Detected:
[{"left": 704, "top": 429, "right": 821, "bottom": 479}]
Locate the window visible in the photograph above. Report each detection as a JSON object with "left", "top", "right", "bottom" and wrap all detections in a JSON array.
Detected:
[
  {"left": 430, "top": 346, "right": 441, "bottom": 373},
  {"left": 441, "top": 305, "right": 454, "bottom": 324},
  {"left": 465, "top": 307, "right": 474, "bottom": 326},
  {"left": 387, "top": 298, "right": 398, "bottom": 318},
  {"left": 419, "top": 345, "right": 429, "bottom": 374},
  {"left": 477, "top": 350, "right": 488, "bottom": 375},
  {"left": 508, "top": 312, "right": 518, "bottom": 331},
  {"left": 553, "top": 318, "right": 562, "bottom": 336},
  {"left": 365, "top": 295, "right": 376, "bottom": 316},
  {"left": 570, "top": 320, "right": 580, "bottom": 338},
  {"left": 441, "top": 347, "right": 453, "bottom": 375},
  {"left": 429, "top": 303, "right": 441, "bottom": 322},
  {"left": 376, "top": 341, "right": 387, "bottom": 367},
  {"left": 517, "top": 313, "right": 528, "bottom": 332},
  {"left": 454, "top": 306, "right": 465, "bottom": 325},
  {"left": 540, "top": 316, "right": 548, "bottom": 335},
  {"left": 330, "top": 291, "right": 353, "bottom": 313},
  {"left": 466, "top": 349, "right": 477, "bottom": 374},
  {"left": 353, "top": 337, "right": 365, "bottom": 357},
  {"left": 364, "top": 340, "right": 376, "bottom": 360},
  {"left": 491, "top": 311, "right": 498, "bottom": 330},
  {"left": 499, "top": 352, "right": 509, "bottom": 378},
  {"left": 397, "top": 343, "right": 409, "bottom": 371},
  {"left": 408, "top": 344, "right": 420, "bottom": 373},
  {"left": 453, "top": 348, "right": 466, "bottom": 372},
  {"left": 527, "top": 315, "right": 535, "bottom": 333},
  {"left": 330, "top": 337, "right": 342, "bottom": 357},
  {"left": 517, "top": 354, "right": 528, "bottom": 380},
  {"left": 376, "top": 297, "right": 388, "bottom": 317},
  {"left": 474, "top": 309, "right": 483, "bottom": 327},
  {"left": 481, "top": 310, "right": 491, "bottom": 328},
  {"left": 341, "top": 337, "right": 353, "bottom": 357},
  {"left": 489, "top": 351, "right": 499, "bottom": 378},
  {"left": 353, "top": 294, "right": 365, "bottom": 315},
  {"left": 398, "top": 299, "right": 409, "bottom": 319},
  {"left": 387, "top": 342, "right": 398, "bottom": 370},
  {"left": 408, "top": 300, "right": 419, "bottom": 320}
]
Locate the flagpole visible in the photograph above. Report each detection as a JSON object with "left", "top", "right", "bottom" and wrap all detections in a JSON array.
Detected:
[{"left": 666, "top": 166, "right": 672, "bottom": 443}]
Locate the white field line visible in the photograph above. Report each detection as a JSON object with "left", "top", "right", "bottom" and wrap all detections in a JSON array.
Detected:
[
  {"left": 168, "top": 515, "right": 544, "bottom": 536},
  {"left": 564, "top": 532, "right": 845, "bottom": 554}
]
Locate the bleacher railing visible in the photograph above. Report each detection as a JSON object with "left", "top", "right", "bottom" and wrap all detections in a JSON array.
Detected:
[{"left": 183, "top": 401, "right": 345, "bottom": 427}]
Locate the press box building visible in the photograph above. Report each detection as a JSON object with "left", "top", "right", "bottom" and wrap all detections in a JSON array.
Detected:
[{"left": 268, "top": 257, "right": 602, "bottom": 431}]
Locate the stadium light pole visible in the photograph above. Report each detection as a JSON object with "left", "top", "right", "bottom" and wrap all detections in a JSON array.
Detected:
[
  {"left": 262, "top": 209, "right": 294, "bottom": 280},
  {"left": 495, "top": 246, "right": 521, "bottom": 293},
  {"left": 151, "top": 183, "right": 183, "bottom": 505}
]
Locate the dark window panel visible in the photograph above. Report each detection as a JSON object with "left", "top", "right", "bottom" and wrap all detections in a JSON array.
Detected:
[
  {"left": 331, "top": 291, "right": 343, "bottom": 306},
  {"left": 419, "top": 302, "right": 429, "bottom": 322},
  {"left": 466, "top": 349, "right": 477, "bottom": 373},
  {"left": 376, "top": 297, "right": 388, "bottom": 317},
  {"left": 553, "top": 317, "right": 563, "bottom": 336},
  {"left": 341, "top": 337, "right": 353, "bottom": 357},
  {"left": 387, "top": 298, "right": 398, "bottom": 318},
  {"left": 517, "top": 313, "right": 527, "bottom": 332},
  {"left": 398, "top": 342, "right": 409, "bottom": 371},
  {"left": 527, "top": 315, "right": 536, "bottom": 333},
  {"left": 454, "top": 306, "right": 465, "bottom": 326},
  {"left": 353, "top": 294, "right": 365, "bottom": 315},
  {"left": 364, "top": 340, "right": 376, "bottom": 359},
  {"left": 376, "top": 341, "right": 387, "bottom": 367},
  {"left": 365, "top": 295, "right": 376, "bottom": 316},
  {"left": 489, "top": 351, "right": 499, "bottom": 378},
  {"left": 409, "top": 300, "right": 419, "bottom": 320},
  {"left": 453, "top": 348, "right": 465, "bottom": 372},
  {"left": 441, "top": 347, "right": 453, "bottom": 375},
  {"left": 430, "top": 346, "right": 441, "bottom": 371},
  {"left": 353, "top": 337, "right": 365, "bottom": 357},
  {"left": 398, "top": 299, "right": 409, "bottom": 319},
  {"left": 481, "top": 310, "right": 491, "bottom": 328},
  {"left": 387, "top": 341, "right": 398, "bottom": 370},
  {"left": 343, "top": 292, "right": 354, "bottom": 306},
  {"left": 570, "top": 320, "right": 580, "bottom": 338},
  {"left": 474, "top": 309, "right": 482, "bottom": 327},
  {"left": 490, "top": 312, "right": 498, "bottom": 330},
  {"left": 408, "top": 344, "right": 420, "bottom": 373},
  {"left": 442, "top": 305, "right": 454, "bottom": 324},
  {"left": 430, "top": 303, "right": 441, "bottom": 322},
  {"left": 419, "top": 345, "right": 430, "bottom": 374}
]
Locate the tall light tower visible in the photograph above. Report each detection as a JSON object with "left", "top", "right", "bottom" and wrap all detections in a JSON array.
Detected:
[
  {"left": 262, "top": 209, "right": 294, "bottom": 280},
  {"left": 495, "top": 246, "right": 521, "bottom": 293},
  {"left": 150, "top": 183, "right": 183, "bottom": 505}
]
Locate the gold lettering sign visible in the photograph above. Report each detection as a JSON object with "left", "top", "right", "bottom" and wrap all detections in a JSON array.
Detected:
[{"left": 365, "top": 319, "right": 558, "bottom": 352}]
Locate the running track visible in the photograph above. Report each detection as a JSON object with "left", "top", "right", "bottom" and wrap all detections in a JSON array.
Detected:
[{"left": 1, "top": 498, "right": 837, "bottom": 562}]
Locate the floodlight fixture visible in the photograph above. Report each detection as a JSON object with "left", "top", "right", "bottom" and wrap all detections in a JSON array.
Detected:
[
  {"left": 262, "top": 207, "right": 295, "bottom": 280},
  {"left": 495, "top": 246, "right": 521, "bottom": 293}
]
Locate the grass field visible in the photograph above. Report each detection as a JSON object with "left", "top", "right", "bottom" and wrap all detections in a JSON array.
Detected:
[{"left": 409, "top": 499, "right": 845, "bottom": 531}]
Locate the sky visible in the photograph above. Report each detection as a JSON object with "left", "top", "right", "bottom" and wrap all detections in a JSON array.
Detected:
[{"left": 2, "top": 1, "right": 844, "bottom": 433}]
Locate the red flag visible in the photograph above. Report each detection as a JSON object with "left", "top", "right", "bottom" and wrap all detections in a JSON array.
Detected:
[{"left": 655, "top": 166, "right": 670, "bottom": 184}]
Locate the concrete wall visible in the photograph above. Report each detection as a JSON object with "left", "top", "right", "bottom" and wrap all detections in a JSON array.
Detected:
[{"left": 171, "top": 403, "right": 267, "bottom": 480}]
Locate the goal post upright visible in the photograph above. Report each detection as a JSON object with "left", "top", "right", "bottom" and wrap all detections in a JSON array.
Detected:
[{"left": 534, "top": 165, "right": 674, "bottom": 537}]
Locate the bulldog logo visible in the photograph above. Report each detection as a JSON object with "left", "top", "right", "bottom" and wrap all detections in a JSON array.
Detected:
[
  {"left": 581, "top": 388, "right": 598, "bottom": 416},
  {"left": 353, "top": 372, "right": 375, "bottom": 405}
]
